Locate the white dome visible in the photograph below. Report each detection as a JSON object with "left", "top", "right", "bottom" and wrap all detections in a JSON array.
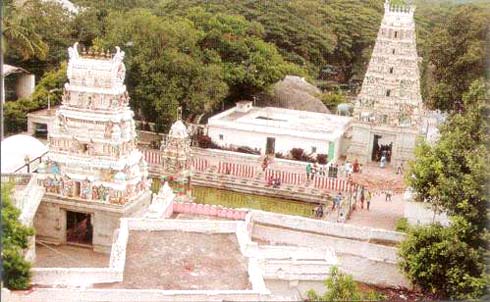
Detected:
[
  {"left": 1, "top": 135, "right": 49, "bottom": 173},
  {"left": 169, "top": 120, "right": 188, "bottom": 138}
]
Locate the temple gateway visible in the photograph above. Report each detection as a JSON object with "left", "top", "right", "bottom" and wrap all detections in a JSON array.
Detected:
[
  {"left": 347, "top": 0, "right": 425, "bottom": 164},
  {"left": 34, "top": 43, "right": 152, "bottom": 252}
]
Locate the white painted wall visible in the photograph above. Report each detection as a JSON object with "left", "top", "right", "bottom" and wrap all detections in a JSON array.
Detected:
[{"left": 208, "top": 126, "right": 339, "bottom": 158}]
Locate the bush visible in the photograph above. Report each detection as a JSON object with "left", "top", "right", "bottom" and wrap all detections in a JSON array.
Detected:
[
  {"left": 395, "top": 218, "right": 410, "bottom": 233},
  {"left": 2, "top": 247, "right": 32, "bottom": 289},
  {"left": 306, "top": 266, "right": 384, "bottom": 301},
  {"left": 398, "top": 224, "right": 486, "bottom": 299},
  {"left": 275, "top": 152, "right": 285, "bottom": 159},
  {"left": 290, "top": 148, "right": 305, "bottom": 161},
  {"left": 1, "top": 184, "right": 34, "bottom": 290},
  {"left": 320, "top": 92, "right": 346, "bottom": 111},
  {"left": 317, "top": 154, "right": 328, "bottom": 165},
  {"left": 290, "top": 148, "right": 315, "bottom": 162}
]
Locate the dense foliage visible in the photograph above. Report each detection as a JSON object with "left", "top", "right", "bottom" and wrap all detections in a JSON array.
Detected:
[
  {"left": 306, "top": 266, "right": 383, "bottom": 301},
  {"left": 1, "top": 184, "right": 35, "bottom": 289},
  {"left": 4, "top": 0, "right": 488, "bottom": 133},
  {"left": 399, "top": 222, "right": 487, "bottom": 299},
  {"left": 4, "top": 64, "right": 67, "bottom": 134},
  {"left": 402, "top": 80, "right": 489, "bottom": 298},
  {"left": 420, "top": 5, "right": 489, "bottom": 111}
]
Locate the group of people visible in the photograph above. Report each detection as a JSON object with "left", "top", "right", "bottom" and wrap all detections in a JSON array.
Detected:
[
  {"left": 374, "top": 144, "right": 392, "bottom": 162},
  {"left": 266, "top": 176, "right": 282, "bottom": 188},
  {"left": 306, "top": 159, "right": 362, "bottom": 180},
  {"left": 306, "top": 162, "right": 327, "bottom": 180}
]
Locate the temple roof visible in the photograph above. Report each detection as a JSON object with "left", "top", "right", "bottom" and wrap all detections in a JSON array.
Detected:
[{"left": 169, "top": 120, "right": 189, "bottom": 139}]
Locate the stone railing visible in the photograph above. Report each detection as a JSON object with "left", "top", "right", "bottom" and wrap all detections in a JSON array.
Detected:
[
  {"left": 1, "top": 173, "right": 32, "bottom": 185},
  {"left": 172, "top": 202, "right": 248, "bottom": 220},
  {"left": 109, "top": 219, "right": 129, "bottom": 277}
]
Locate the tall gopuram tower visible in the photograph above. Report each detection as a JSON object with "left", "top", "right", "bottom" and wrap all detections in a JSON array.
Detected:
[
  {"left": 347, "top": 0, "right": 424, "bottom": 164},
  {"left": 35, "top": 43, "right": 152, "bottom": 252}
]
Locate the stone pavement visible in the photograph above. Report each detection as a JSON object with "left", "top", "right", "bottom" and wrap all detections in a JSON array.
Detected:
[{"left": 347, "top": 193, "right": 405, "bottom": 231}]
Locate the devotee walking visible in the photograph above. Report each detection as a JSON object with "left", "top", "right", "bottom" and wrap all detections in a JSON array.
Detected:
[
  {"left": 396, "top": 162, "right": 404, "bottom": 175},
  {"left": 367, "top": 190, "right": 372, "bottom": 210},
  {"left": 360, "top": 187, "right": 365, "bottom": 209},
  {"left": 385, "top": 189, "right": 392, "bottom": 202},
  {"left": 306, "top": 163, "right": 312, "bottom": 180}
]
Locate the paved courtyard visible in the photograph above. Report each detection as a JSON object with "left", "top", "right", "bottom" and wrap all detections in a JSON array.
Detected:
[
  {"left": 102, "top": 231, "right": 250, "bottom": 290},
  {"left": 34, "top": 243, "right": 109, "bottom": 268},
  {"left": 347, "top": 162, "right": 407, "bottom": 230},
  {"left": 348, "top": 193, "right": 405, "bottom": 231}
]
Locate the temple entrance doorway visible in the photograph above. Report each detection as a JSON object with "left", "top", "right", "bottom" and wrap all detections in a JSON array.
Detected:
[
  {"left": 371, "top": 135, "right": 393, "bottom": 162},
  {"left": 66, "top": 211, "right": 93, "bottom": 246}
]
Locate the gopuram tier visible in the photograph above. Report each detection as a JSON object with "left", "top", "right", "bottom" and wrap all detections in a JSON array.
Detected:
[
  {"left": 347, "top": 0, "right": 425, "bottom": 164},
  {"left": 35, "top": 43, "right": 152, "bottom": 252}
]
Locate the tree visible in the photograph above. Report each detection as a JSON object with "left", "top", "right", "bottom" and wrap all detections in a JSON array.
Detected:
[
  {"left": 4, "top": 64, "right": 67, "bottom": 135},
  {"left": 4, "top": 0, "right": 74, "bottom": 76},
  {"left": 1, "top": 184, "right": 34, "bottom": 289},
  {"left": 402, "top": 80, "right": 489, "bottom": 299},
  {"left": 306, "top": 266, "right": 383, "bottom": 301},
  {"left": 398, "top": 223, "right": 486, "bottom": 299},
  {"left": 407, "top": 80, "right": 489, "bottom": 246},
  {"left": 423, "top": 5, "right": 489, "bottom": 111}
]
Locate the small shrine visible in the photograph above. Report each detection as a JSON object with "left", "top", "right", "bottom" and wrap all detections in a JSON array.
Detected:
[
  {"left": 160, "top": 112, "right": 193, "bottom": 198},
  {"left": 34, "top": 43, "right": 152, "bottom": 252}
]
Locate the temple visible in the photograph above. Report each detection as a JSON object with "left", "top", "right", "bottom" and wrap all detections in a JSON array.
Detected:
[
  {"left": 160, "top": 115, "right": 193, "bottom": 197},
  {"left": 348, "top": 0, "right": 424, "bottom": 164},
  {"left": 34, "top": 43, "right": 152, "bottom": 252}
]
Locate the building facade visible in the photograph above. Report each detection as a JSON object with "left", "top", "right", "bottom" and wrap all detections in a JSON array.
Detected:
[
  {"left": 208, "top": 101, "right": 351, "bottom": 162},
  {"left": 348, "top": 0, "right": 424, "bottom": 164},
  {"left": 35, "top": 43, "right": 151, "bottom": 252}
]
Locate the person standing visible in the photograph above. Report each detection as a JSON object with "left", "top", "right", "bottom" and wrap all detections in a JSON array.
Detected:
[
  {"left": 367, "top": 190, "right": 372, "bottom": 210},
  {"left": 306, "top": 163, "right": 312, "bottom": 181},
  {"left": 360, "top": 188, "right": 365, "bottom": 209},
  {"left": 386, "top": 190, "right": 392, "bottom": 202},
  {"left": 312, "top": 162, "right": 318, "bottom": 180}
]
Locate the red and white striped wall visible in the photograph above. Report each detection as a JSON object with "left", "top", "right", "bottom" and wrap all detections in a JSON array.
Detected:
[
  {"left": 313, "top": 176, "right": 355, "bottom": 192},
  {"left": 264, "top": 169, "right": 307, "bottom": 186},
  {"left": 192, "top": 158, "right": 209, "bottom": 171},
  {"left": 217, "top": 162, "right": 257, "bottom": 178},
  {"left": 143, "top": 149, "right": 161, "bottom": 165}
]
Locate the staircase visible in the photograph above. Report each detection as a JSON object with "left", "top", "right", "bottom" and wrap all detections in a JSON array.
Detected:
[{"left": 12, "top": 174, "right": 46, "bottom": 226}]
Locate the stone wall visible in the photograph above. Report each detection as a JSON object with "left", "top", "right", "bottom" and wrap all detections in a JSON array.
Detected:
[
  {"left": 250, "top": 211, "right": 405, "bottom": 244},
  {"left": 2, "top": 288, "right": 291, "bottom": 302},
  {"left": 173, "top": 202, "right": 248, "bottom": 220}
]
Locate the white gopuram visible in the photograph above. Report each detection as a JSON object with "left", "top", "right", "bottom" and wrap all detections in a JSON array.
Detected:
[
  {"left": 35, "top": 43, "right": 152, "bottom": 252},
  {"left": 348, "top": 0, "right": 424, "bottom": 164}
]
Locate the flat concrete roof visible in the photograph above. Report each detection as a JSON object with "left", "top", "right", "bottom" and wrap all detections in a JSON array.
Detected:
[
  {"left": 99, "top": 231, "right": 251, "bottom": 290},
  {"left": 209, "top": 106, "right": 352, "bottom": 141}
]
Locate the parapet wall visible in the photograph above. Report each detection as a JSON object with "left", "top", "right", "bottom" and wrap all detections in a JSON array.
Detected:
[
  {"left": 250, "top": 211, "right": 405, "bottom": 244},
  {"left": 173, "top": 202, "right": 248, "bottom": 220}
]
